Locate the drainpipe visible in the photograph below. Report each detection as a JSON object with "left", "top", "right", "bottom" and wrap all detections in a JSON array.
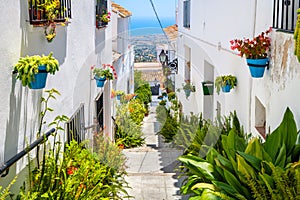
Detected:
[{"left": 248, "top": 0, "right": 257, "bottom": 133}]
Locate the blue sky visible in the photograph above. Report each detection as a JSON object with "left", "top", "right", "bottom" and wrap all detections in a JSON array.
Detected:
[{"left": 113, "top": 0, "right": 177, "bottom": 18}]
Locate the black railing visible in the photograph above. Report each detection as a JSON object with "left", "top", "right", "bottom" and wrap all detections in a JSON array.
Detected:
[
  {"left": 273, "top": 0, "right": 300, "bottom": 32},
  {"left": 0, "top": 128, "right": 55, "bottom": 177},
  {"left": 28, "top": 0, "right": 72, "bottom": 25},
  {"left": 66, "top": 104, "right": 85, "bottom": 144}
]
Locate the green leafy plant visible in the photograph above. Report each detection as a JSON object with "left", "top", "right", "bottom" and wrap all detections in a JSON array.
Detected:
[
  {"left": 135, "top": 83, "right": 152, "bottom": 105},
  {"left": 93, "top": 64, "right": 116, "bottom": 80},
  {"left": 134, "top": 70, "right": 147, "bottom": 91},
  {"left": 128, "top": 99, "right": 147, "bottom": 125},
  {"left": 115, "top": 103, "right": 145, "bottom": 148},
  {"left": 182, "top": 81, "right": 196, "bottom": 92},
  {"left": 178, "top": 107, "right": 300, "bottom": 199},
  {"left": 13, "top": 52, "right": 59, "bottom": 88},
  {"left": 93, "top": 134, "right": 127, "bottom": 172},
  {"left": 0, "top": 177, "right": 16, "bottom": 200},
  {"left": 116, "top": 90, "right": 125, "bottom": 96},
  {"left": 215, "top": 75, "right": 237, "bottom": 94}
]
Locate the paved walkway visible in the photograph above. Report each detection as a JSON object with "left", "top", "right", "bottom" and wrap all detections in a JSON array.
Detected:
[{"left": 122, "top": 96, "right": 187, "bottom": 200}]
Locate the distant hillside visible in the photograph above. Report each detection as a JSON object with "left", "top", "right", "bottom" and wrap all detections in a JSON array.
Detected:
[{"left": 131, "top": 34, "right": 168, "bottom": 62}]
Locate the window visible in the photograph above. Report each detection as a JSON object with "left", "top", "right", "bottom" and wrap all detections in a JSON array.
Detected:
[
  {"left": 66, "top": 104, "right": 85, "bottom": 144},
  {"left": 96, "top": 0, "right": 108, "bottom": 28},
  {"left": 273, "top": 0, "right": 299, "bottom": 32},
  {"left": 183, "top": 0, "right": 191, "bottom": 28},
  {"left": 28, "top": 0, "right": 72, "bottom": 25}
]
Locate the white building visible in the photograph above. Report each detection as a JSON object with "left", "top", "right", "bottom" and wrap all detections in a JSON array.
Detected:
[
  {"left": 176, "top": 0, "right": 300, "bottom": 139},
  {"left": 0, "top": 0, "right": 132, "bottom": 190}
]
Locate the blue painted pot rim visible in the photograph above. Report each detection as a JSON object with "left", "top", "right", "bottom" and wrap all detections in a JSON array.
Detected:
[
  {"left": 94, "top": 76, "right": 106, "bottom": 81},
  {"left": 246, "top": 58, "right": 269, "bottom": 67}
]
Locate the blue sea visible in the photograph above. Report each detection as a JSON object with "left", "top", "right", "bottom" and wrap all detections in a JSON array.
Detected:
[{"left": 130, "top": 17, "right": 175, "bottom": 36}]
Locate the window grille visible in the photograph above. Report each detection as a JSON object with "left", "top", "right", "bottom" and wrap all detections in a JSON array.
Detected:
[
  {"left": 66, "top": 104, "right": 85, "bottom": 144},
  {"left": 96, "top": 0, "right": 108, "bottom": 28},
  {"left": 28, "top": 0, "right": 71, "bottom": 25},
  {"left": 183, "top": 0, "right": 191, "bottom": 28},
  {"left": 273, "top": 0, "right": 299, "bottom": 32}
]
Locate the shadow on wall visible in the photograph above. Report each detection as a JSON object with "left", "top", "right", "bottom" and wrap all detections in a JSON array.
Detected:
[
  {"left": 95, "top": 28, "right": 106, "bottom": 54},
  {"left": 19, "top": 0, "right": 67, "bottom": 65}
]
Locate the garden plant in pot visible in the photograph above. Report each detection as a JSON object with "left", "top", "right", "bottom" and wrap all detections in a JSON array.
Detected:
[
  {"left": 182, "top": 81, "right": 195, "bottom": 99},
  {"left": 93, "top": 64, "right": 116, "bottom": 87},
  {"left": 215, "top": 75, "right": 237, "bottom": 94},
  {"left": 230, "top": 27, "right": 272, "bottom": 78},
  {"left": 13, "top": 52, "right": 59, "bottom": 89},
  {"left": 116, "top": 90, "right": 125, "bottom": 100}
]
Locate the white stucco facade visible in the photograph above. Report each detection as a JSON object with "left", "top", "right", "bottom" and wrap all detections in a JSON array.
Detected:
[
  {"left": 0, "top": 0, "right": 134, "bottom": 189},
  {"left": 176, "top": 0, "right": 300, "bottom": 138}
]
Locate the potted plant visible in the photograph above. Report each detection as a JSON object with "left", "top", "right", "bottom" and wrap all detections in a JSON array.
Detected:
[
  {"left": 116, "top": 90, "right": 125, "bottom": 100},
  {"left": 182, "top": 81, "right": 195, "bottom": 99},
  {"left": 215, "top": 75, "right": 237, "bottom": 94},
  {"left": 28, "top": 0, "right": 69, "bottom": 42},
  {"left": 92, "top": 64, "right": 116, "bottom": 87},
  {"left": 96, "top": 10, "right": 111, "bottom": 28},
  {"left": 13, "top": 52, "right": 59, "bottom": 89},
  {"left": 230, "top": 27, "right": 272, "bottom": 78}
]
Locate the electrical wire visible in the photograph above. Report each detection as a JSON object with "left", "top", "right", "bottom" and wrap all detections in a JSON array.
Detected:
[{"left": 149, "top": 0, "right": 175, "bottom": 50}]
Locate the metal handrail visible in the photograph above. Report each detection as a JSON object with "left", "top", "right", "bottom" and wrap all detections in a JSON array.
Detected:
[{"left": 0, "top": 128, "right": 55, "bottom": 177}]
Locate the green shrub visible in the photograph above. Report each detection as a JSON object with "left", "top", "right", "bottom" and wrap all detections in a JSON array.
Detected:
[
  {"left": 18, "top": 140, "right": 129, "bottom": 199},
  {"left": 115, "top": 104, "right": 145, "bottom": 148},
  {"left": 93, "top": 134, "right": 127, "bottom": 172},
  {"left": 134, "top": 70, "right": 147, "bottom": 91},
  {"left": 128, "top": 99, "right": 146, "bottom": 125},
  {"left": 135, "top": 83, "right": 152, "bottom": 105}
]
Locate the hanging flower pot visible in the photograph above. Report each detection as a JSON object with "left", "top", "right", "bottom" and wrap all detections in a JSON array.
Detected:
[
  {"left": 13, "top": 52, "right": 59, "bottom": 89},
  {"left": 117, "top": 94, "right": 121, "bottom": 100},
  {"left": 29, "top": 65, "right": 48, "bottom": 89},
  {"left": 246, "top": 58, "right": 269, "bottom": 78},
  {"left": 184, "top": 89, "right": 191, "bottom": 98},
  {"left": 221, "top": 84, "right": 231, "bottom": 93},
  {"left": 95, "top": 76, "right": 106, "bottom": 87},
  {"left": 215, "top": 75, "right": 237, "bottom": 94}
]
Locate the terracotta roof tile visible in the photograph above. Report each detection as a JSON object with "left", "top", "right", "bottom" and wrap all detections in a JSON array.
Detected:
[
  {"left": 112, "top": 2, "right": 132, "bottom": 18},
  {"left": 163, "top": 24, "right": 178, "bottom": 41}
]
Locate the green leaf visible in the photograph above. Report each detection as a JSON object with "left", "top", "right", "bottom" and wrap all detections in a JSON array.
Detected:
[
  {"left": 274, "top": 143, "right": 286, "bottom": 167},
  {"left": 264, "top": 107, "right": 298, "bottom": 162},
  {"left": 212, "top": 181, "right": 236, "bottom": 194},
  {"left": 192, "top": 183, "right": 215, "bottom": 191},
  {"left": 245, "top": 138, "right": 271, "bottom": 162},
  {"left": 223, "top": 170, "right": 250, "bottom": 198},
  {"left": 237, "top": 151, "right": 262, "bottom": 171},
  {"left": 237, "top": 155, "right": 256, "bottom": 179}
]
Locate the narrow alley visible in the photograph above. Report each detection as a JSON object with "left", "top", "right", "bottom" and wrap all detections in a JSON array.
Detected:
[{"left": 122, "top": 96, "right": 185, "bottom": 200}]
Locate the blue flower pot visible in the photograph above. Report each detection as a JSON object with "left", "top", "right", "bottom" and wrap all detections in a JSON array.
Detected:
[
  {"left": 184, "top": 89, "right": 191, "bottom": 98},
  {"left": 246, "top": 58, "right": 269, "bottom": 78},
  {"left": 117, "top": 95, "right": 121, "bottom": 100},
  {"left": 222, "top": 84, "right": 231, "bottom": 93},
  {"left": 95, "top": 76, "right": 106, "bottom": 87},
  {"left": 29, "top": 65, "right": 48, "bottom": 89}
]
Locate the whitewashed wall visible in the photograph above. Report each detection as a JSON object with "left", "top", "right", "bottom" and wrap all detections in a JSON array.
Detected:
[
  {"left": 0, "top": 0, "right": 113, "bottom": 189},
  {"left": 176, "top": 0, "right": 300, "bottom": 135}
]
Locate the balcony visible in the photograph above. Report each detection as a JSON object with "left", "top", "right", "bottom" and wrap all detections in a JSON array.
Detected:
[
  {"left": 28, "top": 0, "right": 72, "bottom": 26},
  {"left": 273, "top": 0, "right": 299, "bottom": 33}
]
